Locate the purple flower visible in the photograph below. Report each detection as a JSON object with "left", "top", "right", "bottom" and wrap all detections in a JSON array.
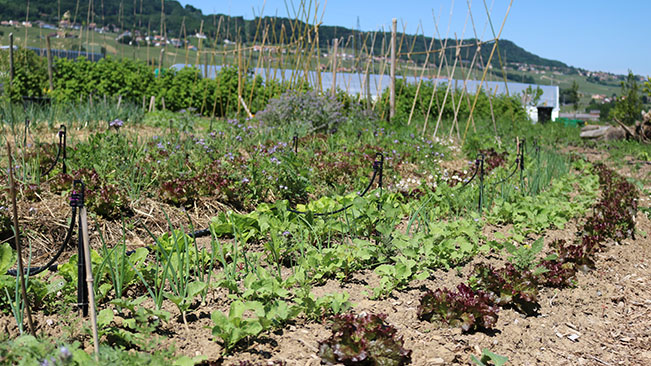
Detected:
[
  {"left": 241, "top": 177, "right": 250, "bottom": 184},
  {"left": 109, "top": 119, "right": 124, "bottom": 129},
  {"left": 59, "top": 346, "right": 72, "bottom": 360},
  {"left": 156, "top": 142, "right": 165, "bottom": 150}
]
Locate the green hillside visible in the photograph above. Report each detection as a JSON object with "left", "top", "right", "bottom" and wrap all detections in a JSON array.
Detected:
[{"left": 0, "top": 0, "right": 567, "bottom": 69}]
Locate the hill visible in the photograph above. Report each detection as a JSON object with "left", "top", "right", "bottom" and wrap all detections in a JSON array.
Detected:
[{"left": 0, "top": 0, "right": 567, "bottom": 69}]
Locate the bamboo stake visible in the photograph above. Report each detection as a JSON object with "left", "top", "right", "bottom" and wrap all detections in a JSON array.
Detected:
[
  {"left": 46, "top": 35, "right": 54, "bottom": 91},
  {"left": 422, "top": 9, "right": 452, "bottom": 136},
  {"left": 7, "top": 142, "right": 36, "bottom": 337},
  {"left": 467, "top": 0, "right": 498, "bottom": 141},
  {"left": 80, "top": 205, "right": 99, "bottom": 360},
  {"left": 331, "top": 38, "right": 338, "bottom": 98},
  {"left": 389, "top": 18, "right": 397, "bottom": 120},
  {"left": 407, "top": 22, "right": 437, "bottom": 126},
  {"left": 431, "top": 11, "right": 460, "bottom": 138},
  {"left": 9, "top": 33, "right": 14, "bottom": 87},
  {"left": 462, "top": 0, "right": 513, "bottom": 145}
]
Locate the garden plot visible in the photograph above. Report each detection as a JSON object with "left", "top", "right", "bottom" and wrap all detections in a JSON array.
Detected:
[{"left": 1, "top": 107, "right": 649, "bottom": 365}]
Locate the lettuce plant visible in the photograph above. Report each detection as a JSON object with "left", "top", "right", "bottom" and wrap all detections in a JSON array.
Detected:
[
  {"left": 318, "top": 313, "right": 412, "bottom": 366},
  {"left": 470, "top": 263, "right": 539, "bottom": 315},
  {"left": 549, "top": 239, "right": 595, "bottom": 271},
  {"left": 537, "top": 259, "right": 576, "bottom": 288},
  {"left": 417, "top": 283, "right": 499, "bottom": 332}
]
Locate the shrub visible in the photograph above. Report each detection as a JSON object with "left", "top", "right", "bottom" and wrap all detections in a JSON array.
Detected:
[
  {"left": 256, "top": 90, "right": 346, "bottom": 133},
  {"left": 0, "top": 48, "right": 48, "bottom": 102}
]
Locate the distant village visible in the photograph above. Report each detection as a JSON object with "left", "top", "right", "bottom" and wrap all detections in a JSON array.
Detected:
[{"left": 2, "top": 11, "right": 642, "bottom": 105}]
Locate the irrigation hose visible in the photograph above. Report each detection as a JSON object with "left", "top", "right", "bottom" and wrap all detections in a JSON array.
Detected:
[
  {"left": 490, "top": 157, "right": 520, "bottom": 187},
  {"left": 5, "top": 207, "right": 77, "bottom": 276},
  {"left": 40, "top": 125, "right": 67, "bottom": 178},
  {"left": 459, "top": 153, "right": 485, "bottom": 189},
  {"left": 287, "top": 152, "right": 384, "bottom": 216}
]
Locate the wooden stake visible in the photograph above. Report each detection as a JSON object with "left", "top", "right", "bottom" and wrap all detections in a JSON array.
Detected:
[
  {"left": 238, "top": 95, "right": 254, "bottom": 119},
  {"left": 80, "top": 206, "right": 100, "bottom": 360},
  {"left": 6, "top": 142, "right": 36, "bottom": 337},
  {"left": 157, "top": 48, "right": 165, "bottom": 78},
  {"left": 9, "top": 33, "right": 14, "bottom": 87},
  {"left": 46, "top": 35, "right": 54, "bottom": 91},
  {"left": 331, "top": 38, "right": 338, "bottom": 98},
  {"left": 389, "top": 19, "right": 397, "bottom": 120}
]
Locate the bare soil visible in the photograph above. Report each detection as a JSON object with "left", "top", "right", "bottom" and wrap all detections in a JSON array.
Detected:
[{"left": 2, "top": 145, "right": 650, "bottom": 366}]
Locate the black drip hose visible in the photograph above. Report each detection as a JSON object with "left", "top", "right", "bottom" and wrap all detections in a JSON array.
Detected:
[
  {"left": 40, "top": 125, "right": 66, "bottom": 178},
  {"left": 5, "top": 207, "right": 77, "bottom": 276},
  {"left": 287, "top": 152, "right": 384, "bottom": 216},
  {"left": 460, "top": 155, "right": 482, "bottom": 188}
]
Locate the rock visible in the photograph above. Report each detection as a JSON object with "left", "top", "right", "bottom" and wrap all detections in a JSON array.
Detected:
[
  {"left": 580, "top": 125, "right": 627, "bottom": 141},
  {"left": 427, "top": 357, "right": 445, "bottom": 364},
  {"left": 580, "top": 125, "right": 611, "bottom": 139}
]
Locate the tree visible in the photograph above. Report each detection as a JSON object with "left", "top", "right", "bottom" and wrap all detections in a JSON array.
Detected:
[
  {"left": 560, "top": 83, "right": 578, "bottom": 106},
  {"left": 610, "top": 70, "right": 643, "bottom": 125},
  {"left": 522, "top": 85, "right": 543, "bottom": 107}
]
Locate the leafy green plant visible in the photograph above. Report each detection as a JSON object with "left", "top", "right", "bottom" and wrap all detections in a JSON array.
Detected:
[
  {"left": 295, "top": 290, "right": 352, "bottom": 321},
  {"left": 96, "top": 297, "right": 171, "bottom": 350},
  {"left": 470, "top": 263, "right": 540, "bottom": 315},
  {"left": 418, "top": 283, "right": 499, "bottom": 332},
  {"left": 503, "top": 238, "right": 544, "bottom": 272},
  {"left": 471, "top": 349, "right": 509, "bottom": 366},
  {"left": 318, "top": 313, "right": 411, "bottom": 366},
  {"left": 372, "top": 257, "right": 428, "bottom": 299},
  {"left": 95, "top": 222, "right": 149, "bottom": 299},
  {"left": 211, "top": 299, "right": 299, "bottom": 352}
]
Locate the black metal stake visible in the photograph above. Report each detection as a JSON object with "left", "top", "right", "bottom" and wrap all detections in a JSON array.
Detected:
[
  {"left": 478, "top": 153, "right": 485, "bottom": 214},
  {"left": 60, "top": 125, "right": 67, "bottom": 174},
  {"left": 374, "top": 153, "right": 384, "bottom": 210},
  {"left": 292, "top": 134, "right": 298, "bottom": 154},
  {"left": 71, "top": 180, "right": 88, "bottom": 316},
  {"left": 519, "top": 138, "right": 526, "bottom": 188}
]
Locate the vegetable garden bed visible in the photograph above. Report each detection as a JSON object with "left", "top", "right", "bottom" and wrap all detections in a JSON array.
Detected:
[{"left": 0, "top": 106, "right": 649, "bottom": 366}]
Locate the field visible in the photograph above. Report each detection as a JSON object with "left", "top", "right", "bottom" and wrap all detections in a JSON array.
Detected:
[{"left": 0, "top": 87, "right": 650, "bottom": 366}]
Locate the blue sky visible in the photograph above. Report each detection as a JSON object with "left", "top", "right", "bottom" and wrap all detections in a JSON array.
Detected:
[{"left": 179, "top": 0, "right": 650, "bottom": 76}]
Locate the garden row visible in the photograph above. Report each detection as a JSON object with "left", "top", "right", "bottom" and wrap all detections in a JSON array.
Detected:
[
  {"left": 320, "top": 161, "right": 637, "bottom": 365},
  {"left": 0, "top": 132, "right": 599, "bottom": 364}
]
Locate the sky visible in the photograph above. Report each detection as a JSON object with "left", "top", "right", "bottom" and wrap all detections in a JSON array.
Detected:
[{"left": 178, "top": 0, "right": 651, "bottom": 77}]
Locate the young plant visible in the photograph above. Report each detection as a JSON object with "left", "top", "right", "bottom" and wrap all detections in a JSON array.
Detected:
[
  {"left": 95, "top": 221, "right": 148, "bottom": 300},
  {"left": 318, "top": 313, "right": 412, "bottom": 366},
  {"left": 537, "top": 259, "right": 576, "bottom": 288},
  {"left": 211, "top": 299, "right": 299, "bottom": 353},
  {"left": 503, "top": 238, "right": 544, "bottom": 272},
  {"left": 418, "top": 283, "right": 499, "bottom": 332},
  {"left": 372, "top": 257, "right": 428, "bottom": 299},
  {"left": 470, "top": 263, "right": 540, "bottom": 315},
  {"left": 471, "top": 349, "right": 509, "bottom": 366}
]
